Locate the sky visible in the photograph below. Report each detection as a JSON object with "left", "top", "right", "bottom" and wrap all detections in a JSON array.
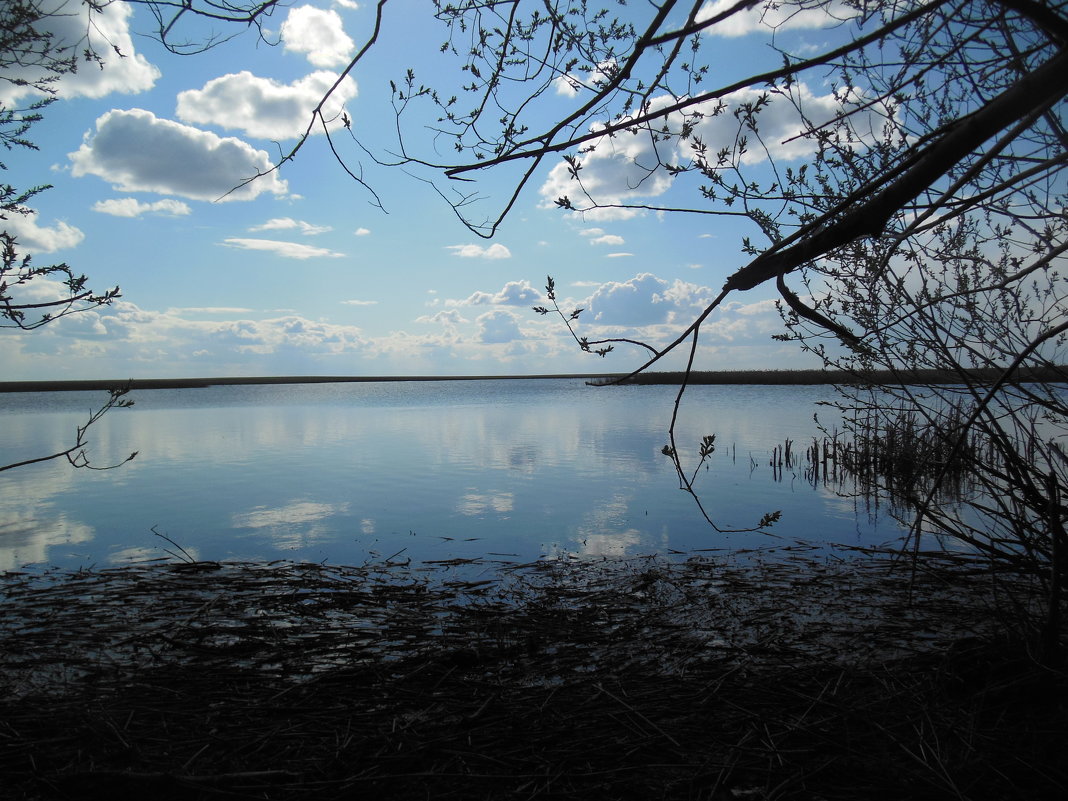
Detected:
[{"left": 1, "top": 0, "right": 863, "bottom": 380}]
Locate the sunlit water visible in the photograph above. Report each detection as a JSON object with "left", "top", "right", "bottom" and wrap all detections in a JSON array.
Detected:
[{"left": 0, "top": 379, "right": 907, "bottom": 571}]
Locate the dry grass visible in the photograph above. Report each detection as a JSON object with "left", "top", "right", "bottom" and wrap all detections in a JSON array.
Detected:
[{"left": 1, "top": 546, "right": 1064, "bottom": 800}]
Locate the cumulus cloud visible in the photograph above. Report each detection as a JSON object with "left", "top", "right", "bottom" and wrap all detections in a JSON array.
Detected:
[
  {"left": 92, "top": 198, "right": 191, "bottom": 217},
  {"left": 584, "top": 273, "right": 716, "bottom": 326},
  {"left": 0, "top": 1, "right": 158, "bottom": 105},
  {"left": 538, "top": 97, "right": 677, "bottom": 219},
  {"left": 13, "top": 301, "right": 370, "bottom": 365},
  {"left": 446, "top": 243, "right": 512, "bottom": 258},
  {"left": 553, "top": 59, "right": 619, "bottom": 97},
  {"left": 176, "top": 71, "right": 357, "bottom": 140},
  {"left": 281, "top": 6, "right": 355, "bottom": 67},
  {"left": 341, "top": 299, "right": 378, "bottom": 306},
  {"left": 416, "top": 309, "right": 468, "bottom": 326},
  {"left": 540, "top": 83, "right": 886, "bottom": 214},
  {"left": 1, "top": 212, "right": 84, "bottom": 253},
  {"left": 590, "top": 234, "right": 625, "bottom": 246},
  {"left": 5, "top": 298, "right": 612, "bottom": 378},
  {"left": 477, "top": 310, "right": 523, "bottom": 344},
  {"left": 69, "top": 109, "right": 288, "bottom": 201},
  {"left": 168, "top": 307, "right": 255, "bottom": 315},
  {"left": 213, "top": 314, "right": 365, "bottom": 354},
  {"left": 249, "top": 217, "right": 332, "bottom": 235},
  {"left": 696, "top": 0, "right": 859, "bottom": 37},
  {"left": 354, "top": 227, "right": 371, "bottom": 236},
  {"left": 446, "top": 243, "right": 512, "bottom": 260},
  {"left": 579, "top": 227, "right": 625, "bottom": 245},
  {"left": 451, "top": 280, "right": 540, "bottom": 307},
  {"left": 684, "top": 84, "right": 862, "bottom": 165},
  {"left": 222, "top": 238, "right": 345, "bottom": 259}
]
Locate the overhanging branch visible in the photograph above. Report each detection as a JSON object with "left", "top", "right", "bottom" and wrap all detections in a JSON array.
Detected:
[{"left": 723, "top": 45, "right": 1068, "bottom": 293}]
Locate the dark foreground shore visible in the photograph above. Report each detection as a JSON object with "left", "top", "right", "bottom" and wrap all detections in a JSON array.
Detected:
[{"left": 2, "top": 546, "right": 1064, "bottom": 800}]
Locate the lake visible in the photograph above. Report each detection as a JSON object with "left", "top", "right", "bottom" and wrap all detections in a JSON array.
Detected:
[{"left": 0, "top": 379, "right": 908, "bottom": 571}]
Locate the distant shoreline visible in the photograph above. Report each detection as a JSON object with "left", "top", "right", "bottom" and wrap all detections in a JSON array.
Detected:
[
  {"left": 0, "top": 374, "right": 624, "bottom": 393},
  {"left": 2, "top": 366, "right": 1064, "bottom": 393}
]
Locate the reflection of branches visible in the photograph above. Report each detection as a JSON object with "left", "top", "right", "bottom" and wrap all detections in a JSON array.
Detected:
[
  {"left": 0, "top": 386, "right": 137, "bottom": 473},
  {"left": 535, "top": 276, "right": 780, "bottom": 533}
]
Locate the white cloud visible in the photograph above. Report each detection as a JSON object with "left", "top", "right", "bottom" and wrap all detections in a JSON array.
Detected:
[
  {"left": 538, "top": 96, "right": 678, "bottom": 219},
  {"left": 477, "top": 310, "right": 523, "bottom": 344},
  {"left": 5, "top": 298, "right": 644, "bottom": 378},
  {"left": 354, "top": 227, "right": 371, "bottom": 236},
  {"left": 590, "top": 234, "right": 625, "bottom": 246},
  {"left": 0, "top": 2, "right": 159, "bottom": 105},
  {"left": 450, "top": 280, "right": 540, "bottom": 307},
  {"left": 684, "top": 84, "right": 859, "bottom": 166},
  {"left": 176, "top": 70, "right": 357, "bottom": 140},
  {"left": 554, "top": 75, "right": 581, "bottom": 97},
  {"left": 168, "top": 307, "right": 255, "bottom": 315},
  {"left": 249, "top": 217, "right": 332, "bottom": 235},
  {"left": 446, "top": 243, "right": 512, "bottom": 259},
  {"left": 552, "top": 59, "right": 619, "bottom": 97},
  {"left": 70, "top": 109, "right": 288, "bottom": 202},
  {"left": 584, "top": 273, "right": 715, "bottom": 326},
  {"left": 1, "top": 212, "right": 84, "bottom": 254},
  {"left": 222, "top": 238, "right": 345, "bottom": 259},
  {"left": 342, "top": 299, "right": 378, "bottom": 306},
  {"left": 697, "top": 0, "right": 859, "bottom": 37},
  {"left": 281, "top": 6, "right": 356, "bottom": 68},
  {"left": 416, "top": 309, "right": 468, "bottom": 326},
  {"left": 540, "top": 84, "right": 887, "bottom": 213},
  {"left": 722, "top": 297, "right": 779, "bottom": 316},
  {"left": 92, "top": 198, "right": 191, "bottom": 217},
  {"left": 7, "top": 301, "right": 371, "bottom": 370},
  {"left": 532, "top": 272, "right": 790, "bottom": 352}
]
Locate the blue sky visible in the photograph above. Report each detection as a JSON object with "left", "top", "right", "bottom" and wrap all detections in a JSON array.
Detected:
[{"left": 2, "top": 1, "right": 862, "bottom": 380}]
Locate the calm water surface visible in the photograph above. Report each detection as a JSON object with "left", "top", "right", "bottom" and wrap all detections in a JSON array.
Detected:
[{"left": 0, "top": 379, "right": 906, "bottom": 571}]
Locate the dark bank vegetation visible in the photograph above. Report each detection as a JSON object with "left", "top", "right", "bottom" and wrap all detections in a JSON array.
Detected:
[
  {"left": 2, "top": 549, "right": 1065, "bottom": 800},
  {"left": 0, "top": 374, "right": 624, "bottom": 394},
  {"left": 594, "top": 367, "right": 1068, "bottom": 387}
]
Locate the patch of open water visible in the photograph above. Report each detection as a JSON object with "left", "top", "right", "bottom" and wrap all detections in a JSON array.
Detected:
[{"left": 0, "top": 379, "right": 906, "bottom": 571}]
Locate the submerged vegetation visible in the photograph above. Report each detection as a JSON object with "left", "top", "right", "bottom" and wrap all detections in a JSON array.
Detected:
[{"left": 2, "top": 549, "right": 1064, "bottom": 800}]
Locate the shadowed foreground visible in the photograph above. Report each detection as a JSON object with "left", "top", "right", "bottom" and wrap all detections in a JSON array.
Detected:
[{"left": 1, "top": 547, "right": 1064, "bottom": 800}]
